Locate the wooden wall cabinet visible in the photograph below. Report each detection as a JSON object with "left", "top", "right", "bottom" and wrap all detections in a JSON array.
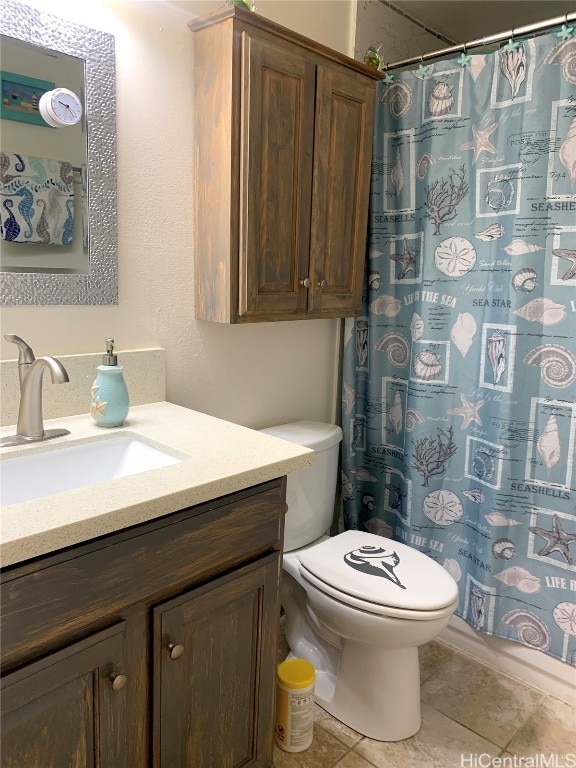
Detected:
[
  {"left": 191, "top": 7, "right": 380, "bottom": 323},
  {"left": 1, "top": 479, "right": 285, "bottom": 768}
]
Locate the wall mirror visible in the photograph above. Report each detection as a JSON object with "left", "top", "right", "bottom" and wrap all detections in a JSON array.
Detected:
[{"left": 0, "top": 0, "right": 117, "bottom": 305}]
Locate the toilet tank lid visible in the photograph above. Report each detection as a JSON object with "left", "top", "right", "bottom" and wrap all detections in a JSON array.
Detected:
[{"left": 260, "top": 421, "right": 342, "bottom": 451}]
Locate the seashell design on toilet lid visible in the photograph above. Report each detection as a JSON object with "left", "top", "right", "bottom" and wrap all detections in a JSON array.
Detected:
[{"left": 299, "top": 530, "right": 459, "bottom": 612}]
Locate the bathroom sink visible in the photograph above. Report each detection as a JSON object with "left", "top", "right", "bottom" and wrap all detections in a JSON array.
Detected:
[{"left": 0, "top": 436, "right": 183, "bottom": 506}]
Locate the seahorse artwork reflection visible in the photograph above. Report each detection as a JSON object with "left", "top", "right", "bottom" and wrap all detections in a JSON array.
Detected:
[
  {"left": 2, "top": 199, "right": 20, "bottom": 241},
  {"left": 36, "top": 200, "right": 50, "bottom": 244},
  {"left": 15, "top": 186, "right": 34, "bottom": 238},
  {"left": 62, "top": 199, "right": 74, "bottom": 246}
]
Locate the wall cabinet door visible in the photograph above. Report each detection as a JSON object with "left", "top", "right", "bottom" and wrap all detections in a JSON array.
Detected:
[
  {"left": 153, "top": 555, "right": 280, "bottom": 768},
  {"left": 241, "top": 38, "right": 375, "bottom": 321},
  {"left": 1, "top": 623, "right": 129, "bottom": 768},
  {"left": 240, "top": 33, "right": 315, "bottom": 320},
  {"left": 308, "top": 64, "right": 375, "bottom": 316}
]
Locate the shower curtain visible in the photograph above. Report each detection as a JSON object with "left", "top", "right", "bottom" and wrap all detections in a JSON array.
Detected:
[{"left": 342, "top": 27, "right": 576, "bottom": 663}]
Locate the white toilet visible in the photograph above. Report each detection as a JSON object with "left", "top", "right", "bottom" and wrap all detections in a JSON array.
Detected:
[{"left": 260, "top": 421, "right": 459, "bottom": 742}]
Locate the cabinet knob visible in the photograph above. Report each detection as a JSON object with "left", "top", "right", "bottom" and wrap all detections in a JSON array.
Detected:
[
  {"left": 317, "top": 279, "right": 328, "bottom": 289},
  {"left": 168, "top": 642, "right": 185, "bottom": 660},
  {"left": 110, "top": 673, "right": 127, "bottom": 692},
  {"left": 299, "top": 277, "right": 311, "bottom": 288}
]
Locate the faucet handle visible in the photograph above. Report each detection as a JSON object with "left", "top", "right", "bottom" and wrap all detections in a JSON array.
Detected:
[{"left": 4, "top": 334, "right": 35, "bottom": 364}]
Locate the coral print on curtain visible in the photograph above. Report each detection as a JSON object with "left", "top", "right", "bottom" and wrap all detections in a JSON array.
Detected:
[{"left": 342, "top": 27, "right": 576, "bottom": 664}]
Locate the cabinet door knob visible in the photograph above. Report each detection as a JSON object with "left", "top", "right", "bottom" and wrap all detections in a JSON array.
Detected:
[
  {"left": 299, "top": 277, "right": 311, "bottom": 288},
  {"left": 110, "top": 673, "right": 127, "bottom": 692},
  {"left": 317, "top": 279, "right": 328, "bottom": 289},
  {"left": 167, "top": 642, "right": 185, "bottom": 660}
]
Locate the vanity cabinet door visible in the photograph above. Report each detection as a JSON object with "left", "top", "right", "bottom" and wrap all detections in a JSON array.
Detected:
[
  {"left": 0, "top": 622, "right": 130, "bottom": 768},
  {"left": 308, "top": 64, "right": 375, "bottom": 316},
  {"left": 239, "top": 33, "right": 315, "bottom": 320},
  {"left": 153, "top": 554, "right": 281, "bottom": 768}
]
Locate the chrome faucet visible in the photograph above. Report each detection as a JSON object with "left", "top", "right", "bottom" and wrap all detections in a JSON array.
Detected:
[{"left": 1, "top": 334, "right": 71, "bottom": 447}]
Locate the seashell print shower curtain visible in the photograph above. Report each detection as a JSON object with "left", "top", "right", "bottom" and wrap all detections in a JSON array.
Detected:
[{"left": 341, "top": 28, "right": 576, "bottom": 663}]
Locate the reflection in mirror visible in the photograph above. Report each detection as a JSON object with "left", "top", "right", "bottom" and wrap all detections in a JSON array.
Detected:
[
  {"left": 1, "top": 36, "right": 88, "bottom": 275},
  {"left": 0, "top": 0, "right": 117, "bottom": 305}
]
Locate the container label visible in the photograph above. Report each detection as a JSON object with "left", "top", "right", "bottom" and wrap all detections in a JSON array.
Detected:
[{"left": 275, "top": 685, "right": 314, "bottom": 752}]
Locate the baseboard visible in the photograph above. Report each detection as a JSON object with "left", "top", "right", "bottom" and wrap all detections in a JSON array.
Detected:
[{"left": 439, "top": 616, "right": 576, "bottom": 705}]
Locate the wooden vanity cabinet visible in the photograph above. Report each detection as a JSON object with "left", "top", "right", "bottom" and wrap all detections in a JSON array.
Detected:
[
  {"left": 191, "top": 7, "right": 380, "bottom": 323},
  {"left": 1, "top": 479, "right": 285, "bottom": 768},
  {"left": 1, "top": 623, "right": 130, "bottom": 768},
  {"left": 154, "top": 560, "right": 279, "bottom": 767}
]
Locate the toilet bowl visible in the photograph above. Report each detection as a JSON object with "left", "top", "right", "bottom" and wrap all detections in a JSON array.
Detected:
[
  {"left": 283, "top": 530, "right": 458, "bottom": 740},
  {"left": 260, "top": 421, "right": 459, "bottom": 741}
]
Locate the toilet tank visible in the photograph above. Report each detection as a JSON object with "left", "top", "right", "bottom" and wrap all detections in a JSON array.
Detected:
[{"left": 259, "top": 421, "right": 342, "bottom": 552}]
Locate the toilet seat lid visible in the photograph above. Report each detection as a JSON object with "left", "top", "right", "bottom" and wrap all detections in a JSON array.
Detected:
[{"left": 299, "top": 530, "right": 459, "bottom": 612}]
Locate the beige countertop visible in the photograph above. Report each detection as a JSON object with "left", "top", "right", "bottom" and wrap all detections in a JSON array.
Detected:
[{"left": 0, "top": 402, "right": 313, "bottom": 568}]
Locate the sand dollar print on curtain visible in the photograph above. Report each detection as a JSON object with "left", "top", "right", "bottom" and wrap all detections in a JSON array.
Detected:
[{"left": 342, "top": 28, "right": 576, "bottom": 663}]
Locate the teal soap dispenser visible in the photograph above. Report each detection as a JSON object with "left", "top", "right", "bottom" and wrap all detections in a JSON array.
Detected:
[{"left": 91, "top": 339, "right": 130, "bottom": 427}]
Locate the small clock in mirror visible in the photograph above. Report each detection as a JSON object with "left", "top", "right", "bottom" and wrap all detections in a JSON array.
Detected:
[{"left": 39, "top": 87, "right": 82, "bottom": 127}]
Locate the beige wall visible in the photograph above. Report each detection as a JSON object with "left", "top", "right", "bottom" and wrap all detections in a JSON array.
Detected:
[{"left": 1, "top": 0, "right": 355, "bottom": 429}]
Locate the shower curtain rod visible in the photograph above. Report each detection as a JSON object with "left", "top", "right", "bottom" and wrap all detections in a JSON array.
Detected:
[{"left": 382, "top": 11, "right": 576, "bottom": 71}]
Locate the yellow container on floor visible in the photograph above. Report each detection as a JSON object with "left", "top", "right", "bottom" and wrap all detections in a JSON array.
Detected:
[{"left": 275, "top": 658, "right": 315, "bottom": 753}]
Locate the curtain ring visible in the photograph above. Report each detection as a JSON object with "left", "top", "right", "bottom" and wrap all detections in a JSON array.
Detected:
[
  {"left": 511, "top": 26, "right": 515, "bottom": 40},
  {"left": 420, "top": 54, "right": 424, "bottom": 64},
  {"left": 463, "top": 42, "right": 467, "bottom": 54}
]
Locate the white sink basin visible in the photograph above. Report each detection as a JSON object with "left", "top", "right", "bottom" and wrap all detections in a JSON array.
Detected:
[{"left": 0, "top": 436, "right": 183, "bottom": 506}]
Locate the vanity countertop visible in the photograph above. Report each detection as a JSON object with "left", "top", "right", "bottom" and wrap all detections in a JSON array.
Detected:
[{"left": 0, "top": 401, "right": 313, "bottom": 568}]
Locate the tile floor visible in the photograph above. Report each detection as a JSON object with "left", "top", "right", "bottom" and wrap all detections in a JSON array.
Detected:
[{"left": 273, "top": 640, "right": 576, "bottom": 768}]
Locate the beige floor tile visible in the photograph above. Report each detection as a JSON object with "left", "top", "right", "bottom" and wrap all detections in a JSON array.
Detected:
[
  {"left": 273, "top": 723, "right": 349, "bottom": 768},
  {"left": 421, "top": 653, "right": 544, "bottom": 746},
  {"left": 419, "top": 640, "right": 455, "bottom": 681},
  {"left": 506, "top": 694, "right": 576, "bottom": 755},
  {"left": 334, "top": 752, "right": 377, "bottom": 768},
  {"left": 314, "top": 704, "right": 364, "bottom": 748},
  {"left": 354, "top": 703, "right": 500, "bottom": 768}
]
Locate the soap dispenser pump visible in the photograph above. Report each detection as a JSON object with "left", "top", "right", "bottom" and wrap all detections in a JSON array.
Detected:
[{"left": 91, "top": 339, "right": 129, "bottom": 427}]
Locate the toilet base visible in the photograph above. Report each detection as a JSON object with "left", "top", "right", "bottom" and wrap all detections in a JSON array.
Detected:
[
  {"left": 287, "top": 654, "right": 337, "bottom": 705},
  {"left": 316, "top": 642, "right": 421, "bottom": 741}
]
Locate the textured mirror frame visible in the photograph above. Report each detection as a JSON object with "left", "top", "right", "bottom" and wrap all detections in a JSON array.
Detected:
[{"left": 0, "top": 0, "right": 117, "bottom": 305}]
